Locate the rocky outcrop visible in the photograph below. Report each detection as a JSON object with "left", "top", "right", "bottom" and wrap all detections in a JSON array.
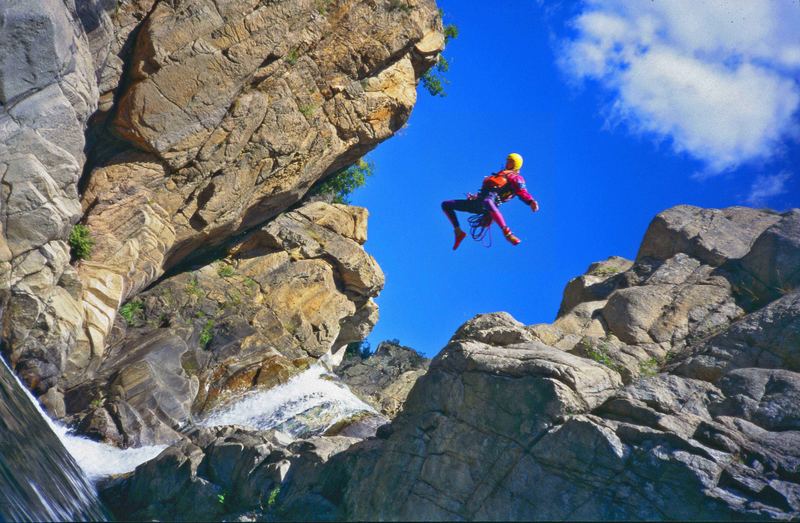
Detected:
[
  {"left": 0, "top": 0, "right": 443, "bottom": 407},
  {"left": 66, "top": 202, "right": 384, "bottom": 446},
  {"left": 336, "top": 341, "right": 430, "bottom": 417},
  {"left": 74, "top": 0, "right": 443, "bottom": 365},
  {"left": 100, "top": 425, "right": 358, "bottom": 522},
  {"left": 96, "top": 204, "right": 800, "bottom": 521},
  {"left": 277, "top": 205, "right": 800, "bottom": 521},
  {"left": 0, "top": 0, "right": 98, "bottom": 398}
]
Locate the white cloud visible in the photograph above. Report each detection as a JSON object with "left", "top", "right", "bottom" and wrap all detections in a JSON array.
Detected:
[
  {"left": 746, "top": 171, "right": 792, "bottom": 206},
  {"left": 559, "top": 0, "right": 800, "bottom": 173}
]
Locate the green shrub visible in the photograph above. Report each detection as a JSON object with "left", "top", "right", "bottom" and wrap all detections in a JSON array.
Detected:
[
  {"left": 68, "top": 224, "right": 94, "bottom": 261},
  {"left": 421, "top": 12, "right": 458, "bottom": 97},
  {"left": 286, "top": 48, "right": 299, "bottom": 65},
  {"left": 119, "top": 300, "right": 144, "bottom": 325},
  {"left": 267, "top": 486, "right": 281, "bottom": 507},
  {"left": 311, "top": 158, "right": 374, "bottom": 204},
  {"left": 199, "top": 319, "right": 215, "bottom": 348},
  {"left": 217, "top": 262, "right": 235, "bottom": 278},
  {"left": 345, "top": 340, "right": 372, "bottom": 359}
]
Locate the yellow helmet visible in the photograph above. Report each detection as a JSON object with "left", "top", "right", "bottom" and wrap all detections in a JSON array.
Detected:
[{"left": 506, "top": 153, "right": 523, "bottom": 171}]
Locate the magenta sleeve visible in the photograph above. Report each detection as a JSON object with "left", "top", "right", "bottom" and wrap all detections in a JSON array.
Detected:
[{"left": 510, "top": 174, "right": 535, "bottom": 204}]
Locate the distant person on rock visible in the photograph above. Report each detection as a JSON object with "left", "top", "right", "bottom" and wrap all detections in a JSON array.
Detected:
[{"left": 441, "top": 153, "right": 539, "bottom": 250}]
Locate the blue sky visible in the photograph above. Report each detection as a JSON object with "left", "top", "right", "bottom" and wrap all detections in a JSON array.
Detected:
[{"left": 351, "top": 0, "right": 800, "bottom": 357}]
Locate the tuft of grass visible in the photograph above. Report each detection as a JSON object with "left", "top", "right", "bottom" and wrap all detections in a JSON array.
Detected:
[
  {"left": 583, "top": 340, "right": 622, "bottom": 372},
  {"left": 227, "top": 289, "right": 242, "bottom": 307},
  {"left": 217, "top": 493, "right": 226, "bottom": 505},
  {"left": 591, "top": 265, "right": 622, "bottom": 277},
  {"left": 199, "top": 319, "right": 215, "bottom": 348},
  {"left": 267, "top": 485, "right": 281, "bottom": 507},
  {"left": 186, "top": 276, "right": 204, "bottom": 298},
  {"left": 119, "top": 299, "right": 144, "bottom": 325},
  {"left": 217, "top": 262, "right": 235, "bottom": 278},
  {"left": 90, "top": 397, "right": 104, "bottom": 409},
  {"left": 68, "top": 224, "right": 94, "bottom": 261},
  {"left": 638, "top": 357, "right": 660, "bottom": 377},
  {"left": 243, "top": 277, "right": 259, "bottom": 293},
  {"left": 285, "top": 48, "right": 299, "bottom": 65},
  {"left": 298, "top": 103, "right": 316, "bottom": 118}
]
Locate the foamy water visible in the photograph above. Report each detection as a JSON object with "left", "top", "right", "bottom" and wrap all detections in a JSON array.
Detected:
[
  {"left": 7, "top": 362, "right": 166, "bottom": 480},
  {"left": 52, "top": 425, "right": 166, "bottom": 480},
  {"left": 201, "top": 364, "right": 375, "bottom": 436}
]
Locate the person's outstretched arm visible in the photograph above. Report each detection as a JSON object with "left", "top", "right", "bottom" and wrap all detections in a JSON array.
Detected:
[{"left": 508, "top": 173, "right": 539, "bottom": 211}]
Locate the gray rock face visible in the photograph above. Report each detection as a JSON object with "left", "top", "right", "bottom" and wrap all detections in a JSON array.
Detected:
[
  {"left": 343, "top": 337, "right": 622, "bottom": 521},
  {"left": 274, "top": 205, "right": 800, "bottom": 521},
  {"left": 0, "top": 0, "right": 98, "bottom": 397},
  {"left": 100, "top": 425, "right": 358, "bottom": 522},
  {"left": 637, "top": 205, "right": 781, "bottom": 267},
  {"left": 336, "top": 341, "right": 430, "bottom": 418}
]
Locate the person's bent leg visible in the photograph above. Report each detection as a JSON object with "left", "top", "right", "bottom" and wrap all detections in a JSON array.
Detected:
[
  {"left": 482, "top": 197, "right": 507, "bottom": 229},
  {"left": 441, "top": 200, "right": 461, "bottom": 229},
  {"left": 442, "top": 199, "right": 481, "bottom": 250},
  {"left": 483, "top": 197, "right": 520, "bottom": 245}
]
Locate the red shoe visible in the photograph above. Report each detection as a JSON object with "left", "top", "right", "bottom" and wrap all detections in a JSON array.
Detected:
[
  {"left": 502, "top": 227, "right": 521, "bottom": 245},
  {"left": 453, "top": 229, "right": 467, "bottom": 250}
]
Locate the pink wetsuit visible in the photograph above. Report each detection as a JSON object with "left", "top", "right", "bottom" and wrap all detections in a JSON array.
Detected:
[{"left": 441, "top": 170, "right": 535, "bottom": 229}]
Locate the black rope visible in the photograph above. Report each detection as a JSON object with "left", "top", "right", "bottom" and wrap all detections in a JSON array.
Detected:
[{"left": 468, "top": 211, "right": 493, "bottom": 247}]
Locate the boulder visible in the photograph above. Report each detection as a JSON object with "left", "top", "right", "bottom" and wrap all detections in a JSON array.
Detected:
[{"left": 637, "top": 205, "right": 781, "bottom": 267}]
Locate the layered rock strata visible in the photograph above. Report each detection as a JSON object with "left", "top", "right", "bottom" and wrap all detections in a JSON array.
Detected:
[
  {"left": 0, "top": 0, "right": 442, "bottom": 416},
  {"left": 68, "top": 202, "right": 384, "bottom": 447}
]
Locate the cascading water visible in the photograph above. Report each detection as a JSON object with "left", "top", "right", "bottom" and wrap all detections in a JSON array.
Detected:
[
  {"left": 1, "top": 357, "right": 167, "bottom": 521},
  {"left": 201, "top": 364, "right": 378, "bottom": 438},
  {"left": 0, "top": 358, "right": 109, "bottom": 522}
]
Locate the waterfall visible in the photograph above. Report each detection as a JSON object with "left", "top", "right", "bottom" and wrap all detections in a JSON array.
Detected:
[
  {"left": 200, "top": 364, "right": 377, "bottom": 437},
  {"left": 0, "top": 358, "right": 108, "bottom": 522},
  {"left": 0, "top": 356, "right": 168, "bottom": 521}
]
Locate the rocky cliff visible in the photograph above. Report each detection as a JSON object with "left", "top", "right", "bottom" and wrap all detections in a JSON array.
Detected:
[
  {"left": 102, "top": 205, "right": 800, "bottom": 521},
  {"left": 1, "top": 0, "right": 443, "bottom": 443}
]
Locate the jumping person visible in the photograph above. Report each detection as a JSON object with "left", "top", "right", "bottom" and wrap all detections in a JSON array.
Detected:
[{"left": 441, "top": 153, "right": 539, "bottom": 250}]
